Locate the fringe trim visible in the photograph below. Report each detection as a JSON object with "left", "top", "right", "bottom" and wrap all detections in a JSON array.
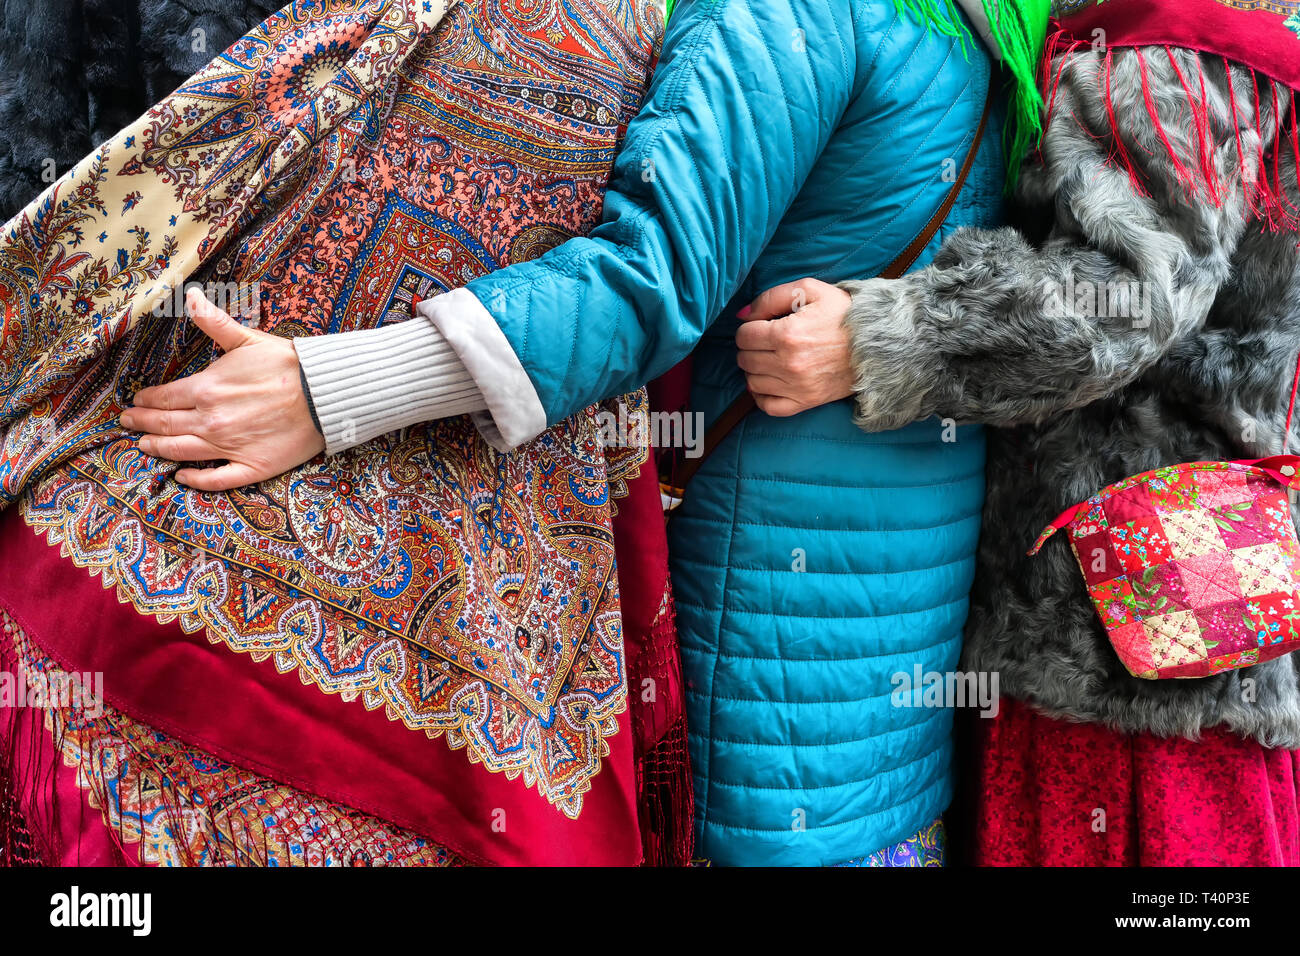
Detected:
[
  {"left": 634, "top": 712, "right": 694, "bottom": 868},
  {"left": 1, "top": 610, "right": 459, "bottom": 867},
  {"left": 628, "top": 585, "right": 695, "bottom": 866},
  {"left": 0, "top": 719, "right": 50, "bottom": 866},
  {"left": 1039, "top": 34, "right": 1300, "bottom": 234}
]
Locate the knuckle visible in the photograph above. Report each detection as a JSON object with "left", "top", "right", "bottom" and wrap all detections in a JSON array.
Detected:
[{"left": 203, "top": 409, "right": 228, "bottom": 434}]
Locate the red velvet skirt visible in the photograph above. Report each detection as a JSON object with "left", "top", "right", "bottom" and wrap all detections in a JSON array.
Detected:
[{"left": 961, "top": 697, "right": 1300, "bottom": 866}]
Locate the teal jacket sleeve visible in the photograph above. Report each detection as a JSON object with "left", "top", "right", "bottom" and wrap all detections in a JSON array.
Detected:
[{"left": 461, "top": 0, "right": 856, "bottom": 428}]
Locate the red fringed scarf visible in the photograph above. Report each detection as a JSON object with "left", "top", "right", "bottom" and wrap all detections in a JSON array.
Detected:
[
  {"left": 0, "top": 0, "right": 692, "bottom": 867},
  {"left": 1045, "top": 0, "right": 1300, "bottom": 230}
]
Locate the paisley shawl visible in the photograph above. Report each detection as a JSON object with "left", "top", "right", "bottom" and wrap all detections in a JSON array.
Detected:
[{"left": 0, "top": 0, "right": 685, "bottom": 865}]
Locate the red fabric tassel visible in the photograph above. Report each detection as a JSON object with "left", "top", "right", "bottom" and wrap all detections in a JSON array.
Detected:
[
  {"left": 1102, "top": 48, "right": 1148, "bottom": 197},
  {"left": 0, "top": 619, "right": 53, "bottom": 867},
  {"left": 1039, "top": 33, "right": 1300, "bottom": 235},
  {"left": 625, "top": 584, "right": 695, "bottom": 866},
  {"left": 1139, "top": 49, "right": 1193, "bottom": 189},
  {"left": 1038, "top": 28, "right": 1075, "bottom": 144},
  {"left": 1165, "top": 46, "right": 1222, "bottom": 205},
  {"left": 633, "top": 711, "right": 694, "bottom": 868}
]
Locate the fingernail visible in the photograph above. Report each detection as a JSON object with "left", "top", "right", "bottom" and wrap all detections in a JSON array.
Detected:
[{"left": 737, "top": 305, "right": 752, "bottom": 319}]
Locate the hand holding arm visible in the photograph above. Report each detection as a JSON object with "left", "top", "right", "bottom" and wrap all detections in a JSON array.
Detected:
[
  {"left": 126, "top": 0, "right": 861, "bottom": 477},
  {"left": 733, "top": 279, "right": 854, "bottom": 417},
  {"left": 748, "top": 51, "right": 1283, "bottom": 433}
]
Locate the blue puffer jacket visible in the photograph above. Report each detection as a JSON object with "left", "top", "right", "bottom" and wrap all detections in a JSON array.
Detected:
[{"left": 463, "top": 0, "right": 1006, "bottom": 864}]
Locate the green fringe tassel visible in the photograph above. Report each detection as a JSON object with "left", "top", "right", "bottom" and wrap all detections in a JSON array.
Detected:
[
  {"left": 894, "top": 0, "right": 973, "bottom": 47},
  {"left": 895, "top": 0, "right": 1052, "bottom": 190}
]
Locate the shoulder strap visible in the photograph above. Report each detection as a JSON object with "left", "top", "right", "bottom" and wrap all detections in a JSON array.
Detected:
[{"left": 664, "top": 79, "right": 999, "bottom": 499}]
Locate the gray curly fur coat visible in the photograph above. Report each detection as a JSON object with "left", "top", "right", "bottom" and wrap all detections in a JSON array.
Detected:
[
  {"left": 842, "top": 47, "right": 1300, "bottom": 748},
  {"left": 0, "top": 0, "right": 280, "bottom": 220}
]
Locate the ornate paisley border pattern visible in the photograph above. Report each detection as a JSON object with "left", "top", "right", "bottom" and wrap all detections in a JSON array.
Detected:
[
  {"left": 5, "top": 610, "right": 461, "bottom": 866},
  {"left": 3, "top": 0, "right": 662, "bottom": 821},
  {"left": 21, "top": 412, "right": 631, "bottom": 819}
]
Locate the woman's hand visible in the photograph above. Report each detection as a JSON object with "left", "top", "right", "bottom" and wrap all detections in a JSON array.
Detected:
[
  {"left": 735, "top": 277, "right": 855, "bottom": 417},
  {"left": 119, "top": 289, "right": 325, "bottom": 491}
]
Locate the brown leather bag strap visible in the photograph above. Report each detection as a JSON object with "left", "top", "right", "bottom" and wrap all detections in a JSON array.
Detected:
[
  {"left": 878, "top": 79, "right": 999, "bottom": 283},
  {"left": 665, "top": 80, "right": 998, "bottom": 495}
]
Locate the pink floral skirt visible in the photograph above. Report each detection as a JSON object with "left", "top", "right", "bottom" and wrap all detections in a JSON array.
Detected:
[{"left": 961, "top": 697, "right": 1300, "bottom": 866}]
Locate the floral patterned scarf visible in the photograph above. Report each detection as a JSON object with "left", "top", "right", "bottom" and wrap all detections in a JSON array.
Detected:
[{"left": 0, "top": 0, "right": 689, "bottom": 865}]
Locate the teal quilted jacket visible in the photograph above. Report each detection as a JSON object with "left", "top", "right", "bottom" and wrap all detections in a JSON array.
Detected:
[{"left": 463, "top": 0, "right": 1006, "bottom": 864}]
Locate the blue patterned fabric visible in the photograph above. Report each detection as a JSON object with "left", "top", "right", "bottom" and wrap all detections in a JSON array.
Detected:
[
  {"left": 834, "top": 819, "right": 947, "bottom": 867},
  {"left": 464, "top": 0, "right": 1007, "bottom": 864}
]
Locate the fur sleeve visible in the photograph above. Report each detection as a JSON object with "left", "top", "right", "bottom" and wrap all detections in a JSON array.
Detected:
[{"left": 841, "top": 48, "right": 1289, "bottom": 432}]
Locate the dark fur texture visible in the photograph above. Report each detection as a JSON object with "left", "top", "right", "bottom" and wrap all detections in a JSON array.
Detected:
[
  {"left": 0, "top": 0, "right": 280, "bottom": 220},
  {"left": 842, "top": 48, "right": 1300, "bottom": 747}
]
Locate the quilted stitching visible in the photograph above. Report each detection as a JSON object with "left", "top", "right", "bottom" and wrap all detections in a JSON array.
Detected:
[
  {"left": 1161, "top": 507, "right": 1222, "bottom": 559},
  {"left": 1109, "top": 621, "right": 1156, "bottom": 676},
  {"left": 1108, "top": 516, "right": 1172, "bottom": 573},
  {"left": 1232, "top": 543, "right": 1294, "bottom": 597},
  {"left": 1063, "top": 462, "right": 1300, "bottom": 681},
  {"left": 1195, "top": 468, "right": 1251, "bottom": 507},
  {"left": 1176, "top": 551, "right": 1244, "bottom": 606},
  {"left": 1142, "top": 609, "right": 1208, "bottom": 668}
]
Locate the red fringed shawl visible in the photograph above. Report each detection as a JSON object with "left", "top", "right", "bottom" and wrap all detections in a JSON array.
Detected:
[
  {"left": 1046, "top": 0, "right": 1300, "bottom": 231},
  {"left": 0, "top": 0, "right": 691, "bottom": 866}
]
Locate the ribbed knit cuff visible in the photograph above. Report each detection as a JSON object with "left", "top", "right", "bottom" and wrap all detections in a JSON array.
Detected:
[{"left": 294, "top": 315, "right": 487, "bottom": 454}]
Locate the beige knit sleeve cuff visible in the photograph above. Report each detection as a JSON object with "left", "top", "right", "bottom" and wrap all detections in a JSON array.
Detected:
[{"left": 293, "top": 312, "right": 487, "bottom": 455}]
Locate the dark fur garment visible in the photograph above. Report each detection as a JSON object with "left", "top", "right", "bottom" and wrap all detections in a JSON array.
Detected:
[
  {"left": 842, "top": 48, "right": 1300, "bottom": 747},
  {"left": 0, "top": 0, "right": 280, "bottom": 220}
]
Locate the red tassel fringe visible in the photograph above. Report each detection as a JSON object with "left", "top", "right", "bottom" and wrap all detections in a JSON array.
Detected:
[
  {"left": 1038, "top": 31, "right": 1300, "bottom": 235},
  {"left": 0, "top": 777, "right": 45, "bottom": 867},
  {"left": 628, "top": 587, "right": 695, "bottom": 867},
  {"left": 633, "top": 711, "right": 694, "bottom": 868},
  {"left": 6, "top": 587, "right": 694, "bottom": 866},
  {"left": 1, "top": 618, "right": 56, "bottom": 867},
  {"left": 0, "top": 611, "right": 388, "bottom": 868}
]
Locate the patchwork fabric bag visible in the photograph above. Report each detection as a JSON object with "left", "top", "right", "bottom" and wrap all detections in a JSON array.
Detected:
[{"left": 1031, "top": 452, "right": 1300, "bottom": 679}]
